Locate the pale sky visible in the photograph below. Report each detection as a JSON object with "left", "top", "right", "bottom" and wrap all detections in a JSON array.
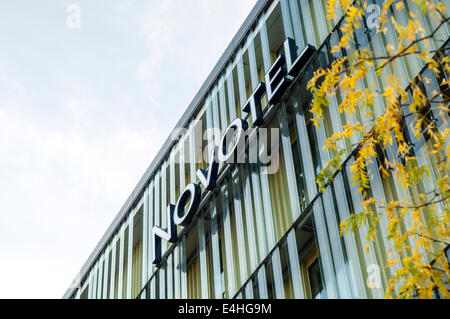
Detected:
[{"left": 0, "top": 0, "right": 258, "bottom": 298}]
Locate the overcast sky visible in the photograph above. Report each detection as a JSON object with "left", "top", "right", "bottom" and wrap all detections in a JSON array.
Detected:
[{"left": 0, "top": 0, "right": 258, "bottom": 298}]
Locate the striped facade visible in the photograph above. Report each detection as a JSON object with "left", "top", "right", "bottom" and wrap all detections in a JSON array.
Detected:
[{"left": 64, "top": 0, "right": 450, "bottom": 299}]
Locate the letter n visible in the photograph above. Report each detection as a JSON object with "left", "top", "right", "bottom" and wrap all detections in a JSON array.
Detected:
[{"left": 152, "top": 204, "right": 177, "bottom": 265}]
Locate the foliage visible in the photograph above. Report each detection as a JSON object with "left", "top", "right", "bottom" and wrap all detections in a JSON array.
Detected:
[{"left": 308, "top": 0, "right": 450, "bottom": 298}]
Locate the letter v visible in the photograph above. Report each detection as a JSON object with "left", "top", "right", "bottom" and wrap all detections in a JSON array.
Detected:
[{"left": 196, "top": 146, "right": 219, "bottom": 191}]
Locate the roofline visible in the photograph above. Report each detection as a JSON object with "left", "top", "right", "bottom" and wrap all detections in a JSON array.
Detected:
[{"left": 63, "top": 0, "right": 272, "bottom": 299}]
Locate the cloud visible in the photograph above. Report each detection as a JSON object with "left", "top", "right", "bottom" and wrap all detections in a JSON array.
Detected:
[
  {"left": 136, "top": 0, "right": 258, "bottom": 125},
  {"left": 0, "top": 0, "right": 258, "bottom": 298},
  {"left": 0, "top": 90, "right": 164, "bottom": 298}
]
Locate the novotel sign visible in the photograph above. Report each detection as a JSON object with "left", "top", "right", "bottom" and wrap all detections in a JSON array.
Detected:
[{"left": 152, "top": 37, "right": 316, "bottom": 265}]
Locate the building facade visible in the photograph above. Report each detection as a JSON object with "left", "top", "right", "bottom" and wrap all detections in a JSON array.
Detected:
[{"left": 64, "top": 0, "right": 450, "bottom": 299}]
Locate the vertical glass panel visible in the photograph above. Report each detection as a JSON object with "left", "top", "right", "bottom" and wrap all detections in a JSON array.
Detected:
[
  {"left": 305, "top": 110, "right": 322, "bottom": 177},
  {"left": 122, "top": 225, "right": 129, "bottom": 299},
  {"left": 183, "top": 133, "right": 191, "bottom": 186},
  {"left": 299, "top": 240, "right": 327, "bottom": 299},
  {"left": 333, "top": 173, "right": 368, "bottom": 298},
  {"left": 308, "top": 259, "right": 326, "bottom": 299},
  {"left": 253, "top": 31, "right": 269, "bottom": 110},
  {"left": 142, "top": 190, "right": 148, "bottom": 289},
  {"left": 257, "top": 15, "right": 272, "bottom": 73},
  {"left": 286, "top": 229, "right": 305, "bottom": 298},
  {"left": 264, "top": 259, "right": 275, "bottom": 299},
  {"left": 257, "top": 266, "right": 269, "bottom": 299},
  {"left": 180, "top": 236, "right": 188, "bottom": 298},
  {"left": 249, "top": 164, "right": 269, "bottom": 265},
  {"left": 311, "top": 198, "right": 338, "bottom": 298},
  {"left": 232, "top": 67, "right": 242, "bottom": 119},
  {"left": 186, "top": 225, "right": 201, "bottom": 299},
  {"left": 219, "top": 77, "right": 230, "bottom": 131},
  {"left": 252, "top": 275, "right": 260, "bottom": 299},
  {"left": 344, "top": 160, "right": 385, "bottom": 298},
  {"left": 231, "top": 169, "right": 250, "bottom": 284},
  {"left": 279, "top": 104, "right": 302, "bottom": 220},
  {"left": 126, "top": 213, "right": 134, "bottom": 299},
  {"left": 242, "top": 50, "right": 253, "bottom": 100},
  {"left": 226, "top": 65, "right": 237, "bottom": 121},
  {"left": 296, "top": 0, "right": 317, "bottom": 46},
  {"left": 221, "top": 182, "right": 238, "bottom": 297},
  {"left": 322, "top": 186, "right": 353, "bottom": 298},
  {"left": 286, "top": 100, "right": 307, "bottom": 210},
  {"left": 271, "top": 248, "right": 286, "bottom": 298},
  {"left": 279, "top": 0, "right": 294, "bottom": 40},
  {"left": 117, "top": 225, "right": 125, "bottom": 299},
  {"left": 307, "top": 0, "right": 328, "bottom": 45},
  {"left": 212, "top": 90, "right": 222, "bottom": 137},
  {"left": 87, "top": 271, "right": 93, "bottom": 299},
  {"left": 167, "top": 253, "right": 173, "bottom": 299},
  {"left": 266, "top": 3, "right": 287, "bottom": 63},
  {"left": 159, "top": 261, "right": 166, "bottom": 299},
  {"left": 287, "top": 0, "right": 306, "bottom": 50},
  {"left": 154, "top": 270, "right": 160, "bottom": 299},
  {"left": 244, "top": 280, "right": 254, "bottom": 299},
  {"left": 187, "top": 250, "right": 201, "bottom": 299},
  {"left": 174, "top": 245, "right": 181, "bottom": 299},
  {"left": 204, "top": 216, "right": 215, "bottom": 299},
  {"left": 240, "top": 166, "right": 259, "bottom": 271},
  {"left": 198, "top": 211, "right": 209, "bottom": 299},
  {"left": 132, "top": 208, "right": 143, "bottom": 298},
  {"left": 280, "top": 241, "right": 295, "bottom": 299},
  {"left": 209, "top": 199, "right": 223, "bottom": 299},
  {"left": 266, "top": 118, "right": 293, "bottom": 240},
  {"left": 103, "top": 247, "right": 111, "bottom": 299},
  {"left": 110, "top": 237, "right": 119, "bottom": 299},
  {"left": 97, "top": 257, "right": 104, "bottom": 299},
  {"left": 148, "top": 182, "right": 155, "bottom": 279},
  {"left": 91, "top": 262, "right": 98, "bottom": 299}
]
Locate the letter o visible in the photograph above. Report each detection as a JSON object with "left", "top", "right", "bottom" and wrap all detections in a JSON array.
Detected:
[
  {"left": 174, "top": 183, "right": 201, "bottom": 226},
  {"left": 218, "top": 118, "right": 249, "bottom": 163}
]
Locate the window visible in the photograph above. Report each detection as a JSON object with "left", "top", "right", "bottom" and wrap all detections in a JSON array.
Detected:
[
  {"left": 264, "top": 259, "right": 275, "bottom": 299},
  {"left": 266, "top": 3, "right": 286, "bottom": 64},
  {"left": 252, "top": 277, "right": 260, "bottom": 299},
  {"left": 286, "top": 100, "right": 308, "bottom": 211},
  {"left": 305, "top": 110, "right": 322, "bottom": 177},
  {"left": 307, "top": 259, "right": 325, "bottom": 299},
  {"left": 80, "top": 285, "right": 88, "bottom": 299},
  {"left": 301, "top": 247, "right": 326, "bottom": 299}
]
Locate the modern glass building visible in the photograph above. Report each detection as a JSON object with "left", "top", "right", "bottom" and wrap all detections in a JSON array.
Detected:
[{"left": 64, "top": 0, "right": 449, "bottom": 299}]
